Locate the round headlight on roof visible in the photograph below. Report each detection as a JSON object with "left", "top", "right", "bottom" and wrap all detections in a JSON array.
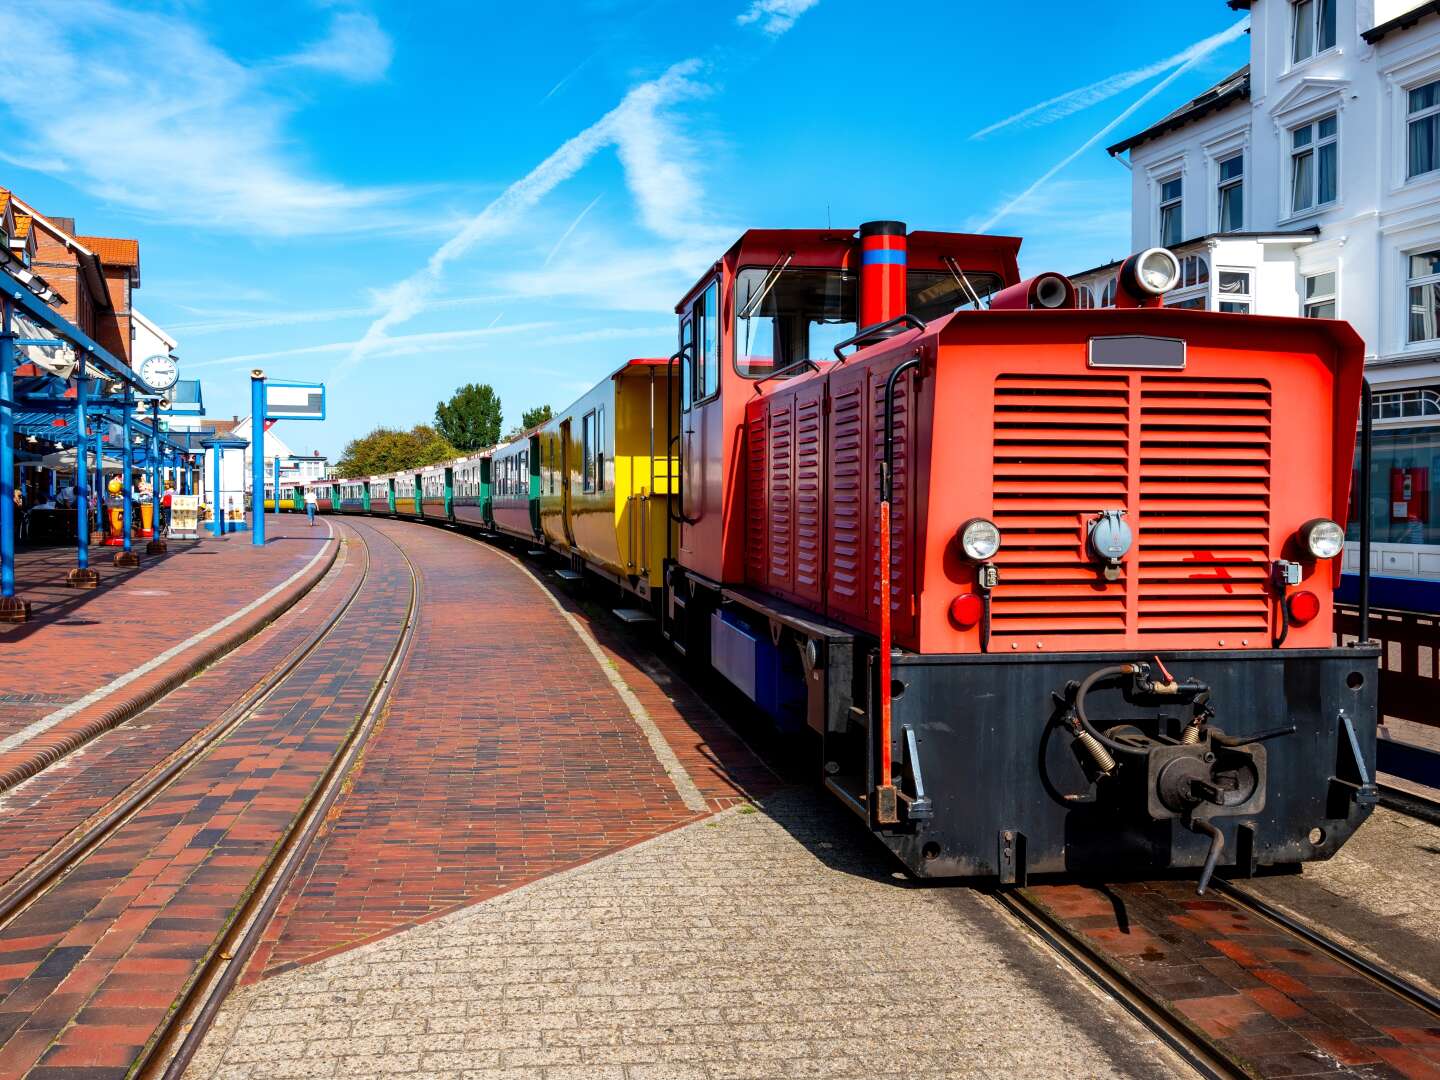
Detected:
[
  {"left": 1300, "top": 518, "right": 1345, "bottom": 560},
  {"left": 1134, "top": 247, "right": 1181, "bottom": 294},
  {"left": 959, "top": 518, "right": 1002, "bottom": 562}
]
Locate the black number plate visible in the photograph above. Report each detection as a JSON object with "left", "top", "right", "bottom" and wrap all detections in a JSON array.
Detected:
[{"left": 1088, "top": 335, "right": 1186, "bottom": 370}]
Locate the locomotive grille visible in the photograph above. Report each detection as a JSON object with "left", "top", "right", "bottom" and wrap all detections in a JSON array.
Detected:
[{"left": 990, "top": 371, "right": 1272, "bottom": 641}]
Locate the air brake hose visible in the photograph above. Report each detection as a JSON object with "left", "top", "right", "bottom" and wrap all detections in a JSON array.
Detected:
[{"left": 1073, "top": 664, "right": 1151, "bottom": 758}]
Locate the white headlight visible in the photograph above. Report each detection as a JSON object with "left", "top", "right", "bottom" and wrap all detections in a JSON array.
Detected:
[
  {"left": 1301, "top": 518, "right": 1344, "bottom": 559},
  {"left": 1134, "top": 247, "right": 1181, "bottom": 294},
  {"left": 959, "top": 518, "right": 1002, "bottom": 561}
]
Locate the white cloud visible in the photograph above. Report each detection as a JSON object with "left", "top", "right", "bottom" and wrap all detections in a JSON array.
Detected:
[
  {"left": 187, "top": 321, "right": 558, "bottom": 369},
  {"left": 0, "top": 2, "right": 403, "bottom": 235},
  {"left": 280, "top": 11, "right": 393, "bottom": 83},
  {"left": 338, "top": 59, "right": 723, "bottom": 378},
  {"left": 970, "top": 18, "right": 1249, "bottom": 140},
  {"left": 736, "top": 0, "right": 820, "bottom": 36}
]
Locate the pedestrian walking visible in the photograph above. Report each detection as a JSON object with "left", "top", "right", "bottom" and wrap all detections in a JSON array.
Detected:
[{"left": 304, "top": 487, "right": 318, "bottom": 526}]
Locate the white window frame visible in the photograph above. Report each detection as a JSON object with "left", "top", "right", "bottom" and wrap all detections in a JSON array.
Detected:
[
  {"left": 1215, "top": 268, "right": 1253, "bottom": 314},
  {"left": 1405, "top": 246, "right": 1440, "bottom": 347},
  {"left": 1157, "top": 174, "right": 1184, "bottom": 248},
  {"left": 1291, "top": 0, "right": 1337, "bottom": 68},
  {"left": 1288, "top": 113, "right": 1339, "bottom": 217},
  {"left": 1407, "top": 78, "right": 1440, "bottom": 182},
  {"left": 1216, "top": 152, "right": 1245, "bottom": 233},
  {"left": 1303, "top": 269, "right": 1338, "bottom": 318}
]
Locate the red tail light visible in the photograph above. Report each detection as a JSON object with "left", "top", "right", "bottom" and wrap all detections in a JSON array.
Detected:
[
  {"left": 1287, "top": 590, "right": 1321, "bottom": 624},
  {"left": 950, "top": 592, "right": 983, "bottom": 628}
]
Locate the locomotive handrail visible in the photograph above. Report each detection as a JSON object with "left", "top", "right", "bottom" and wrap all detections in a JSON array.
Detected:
[
  {"left": 1358, "top": 378, "right": 1373, "bottom": 644},
  {"left": 833, "top": 313, "right": 927, "bottom": 363},
  {"left": 750, "top": 357, "right": 820, "bottom": 391}
]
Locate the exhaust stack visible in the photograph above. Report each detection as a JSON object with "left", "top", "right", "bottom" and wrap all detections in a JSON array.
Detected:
[{"left": 859, "top": 220, "right": 907, "bottom": 331}]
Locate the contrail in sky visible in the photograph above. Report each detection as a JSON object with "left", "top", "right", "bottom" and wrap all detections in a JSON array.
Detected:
[
  {"left": 970, "top": 18, "right": 1249, "bottom": 140},
  {"left": 334, "top": 59, "right": 704, "bottom": 381},
  {"left": 974, "top": 27, "right": 1242, "bottom": 234}
]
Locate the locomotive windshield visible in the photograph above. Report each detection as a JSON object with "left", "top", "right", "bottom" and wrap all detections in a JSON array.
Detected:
[
  {"left": 735, "top": 268, "right": 856, "bottom": 378},
  {"left": 907, "top": 269, "right": 1004, "bottom": 322}
]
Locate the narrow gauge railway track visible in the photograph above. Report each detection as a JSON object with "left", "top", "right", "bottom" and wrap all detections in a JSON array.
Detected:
[
  {"left": 990, "top": 887, "right": 1242, "bottom": 1080},
  {"left": 993, "top": 878, "right": 1440, "bottom": 1080},
  {"left": 0, "top": 526, "right": 369, "bottom": 918},
  {"left": 0, "top": 519, "right": 420, "bottom": 1079},
  {"left": 1378, "top": 781, "right": 1440, "bottom": 826}
]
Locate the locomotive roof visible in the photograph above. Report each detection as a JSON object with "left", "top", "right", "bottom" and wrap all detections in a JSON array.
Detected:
[{"left": 675, "top": 228, "right": 1024, "bottom": 313}]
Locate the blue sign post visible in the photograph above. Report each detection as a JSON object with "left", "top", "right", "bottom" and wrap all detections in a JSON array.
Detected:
[
  {"left": 251, "top": 371, "right": 267, "bottom": 547},
  {"left": 251, "top": 375, "right": 325, "bottom": 547}
]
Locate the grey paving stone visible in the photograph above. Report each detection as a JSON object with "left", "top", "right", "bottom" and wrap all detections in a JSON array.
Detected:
[{"left": 188, "top": 789, "right": 1196, "bottom": 1080}]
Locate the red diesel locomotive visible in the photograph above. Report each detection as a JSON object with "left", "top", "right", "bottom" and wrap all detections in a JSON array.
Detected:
[
  {"left": 332, "top": 219, "right": 1380, "bottom": 892},
  {"left": 662, "top": 220, "right": 1376, "bottom": 892}
]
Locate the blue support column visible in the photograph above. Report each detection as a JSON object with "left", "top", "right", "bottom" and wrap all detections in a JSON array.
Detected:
[
  {"left": 212, "top": 446, "right": 224, "bottom": 538},
  {"left": 147, "top": 410, "right": 165, "bottom": 553},
  {"left": 92, "top": 423, "right": 103, "bottom": 542},
  {"left": 69, "top": 357, "right": 98, "bottom": 588},
  {"left": 120, "top": 405, "right": 135, "bottom": 563},
  {"left": 0, "top": 295, "right": 27, "bottom": 620},
  {"left": 251, "top": 373, "right": 266, "bottom": 546},
  {"left": 273, "top": 454, "right": 281, "bottom": 515}
]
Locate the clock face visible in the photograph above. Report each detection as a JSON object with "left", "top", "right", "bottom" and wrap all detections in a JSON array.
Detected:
[{"left": 139, "top": 354, "right": 179, "bottom": 392}]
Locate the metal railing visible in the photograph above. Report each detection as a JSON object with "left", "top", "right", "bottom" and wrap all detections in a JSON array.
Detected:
[{"left": 1336, "top": 604, "right": 1439, "bottom": 728}]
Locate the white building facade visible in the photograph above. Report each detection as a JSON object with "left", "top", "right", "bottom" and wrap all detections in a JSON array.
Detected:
[
  {"left": 202, "top": 418, "right": 327, "bottom": 511},
  {"left": 1073, "top": 0, "right": 1440, "bottom": 592}
]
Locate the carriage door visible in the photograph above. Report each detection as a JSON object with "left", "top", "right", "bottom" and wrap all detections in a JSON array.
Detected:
[
  {"left": 558, "top": 421, "right": 576, "bottom": 545},
  {"left": 679, "top": 278, "right": 720, "bottom": 562}
]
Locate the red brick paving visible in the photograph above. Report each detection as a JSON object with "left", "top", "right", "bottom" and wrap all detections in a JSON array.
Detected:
[
  {"left": 0, "top": 516, "right": 336, "bottom": 792},
  {"left": 0, "top": 519, "right": 412, "bottom": 1079},
  {"left": 0, "top": 526, "right": 365, "bottom": 891},
  {"left": 253, "top": 519, "right": 779, "bottom": 976},
  {"left": 1026, "top": 881, "right": 1440, "bottom": 1078}
]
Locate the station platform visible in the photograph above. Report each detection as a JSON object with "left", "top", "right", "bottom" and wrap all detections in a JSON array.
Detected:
[{"left": 0, "top": 518, "right": 337, "bottom": 792}]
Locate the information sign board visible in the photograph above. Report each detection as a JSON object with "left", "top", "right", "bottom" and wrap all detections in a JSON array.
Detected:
[
  {"left": 170, "top": 494, "right": 199, "bottom": 540},
  {"left": 265, "top": 381, "right": 326, "bottom": 421}
]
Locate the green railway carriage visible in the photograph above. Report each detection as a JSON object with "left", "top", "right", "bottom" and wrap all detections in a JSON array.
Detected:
[
  {"left": 420, "top": 463, "right": 451, "bottom": 521},
  {"left": 452, "top": 454, "right": 489, "bottom": 529}
]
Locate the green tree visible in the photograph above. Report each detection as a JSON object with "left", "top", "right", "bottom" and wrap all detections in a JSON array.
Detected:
[
  {"left": 335, "top": 425, "right": 458, "bottom": 477},
  {"left": 434, "top": 383, "right": 502, "bottom": 451},
  {"left": 520, "top": 404, "right": 554, "bottom": 431}
]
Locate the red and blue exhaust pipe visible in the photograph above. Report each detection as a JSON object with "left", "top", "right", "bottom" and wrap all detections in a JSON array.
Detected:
[{"left": 859, "top": 220, "right": 907, "bottom": 330}]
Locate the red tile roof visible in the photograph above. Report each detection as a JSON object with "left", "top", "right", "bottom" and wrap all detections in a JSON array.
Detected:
[{"left": 77, "top": 235, "right": 139, "bottom": 266}]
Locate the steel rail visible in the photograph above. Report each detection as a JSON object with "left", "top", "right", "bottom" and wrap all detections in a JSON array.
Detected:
[
  {"left": 1211, "top": 880, "right": 1440, "bottom": 1016},
  {"left": 0, "top": 526, "right": 367, "bottom": 928},
  {"left": 988, "top": 887, "right": 1243, "bottom": 1080},
  {"left": 1377, "top": 782, "right": 1440, "bottom": 826},
  {"left": 144, "top": 519, "right": 421, "bottom": 1079}
]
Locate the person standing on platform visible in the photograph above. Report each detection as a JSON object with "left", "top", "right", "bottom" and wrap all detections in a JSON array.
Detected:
[
  {"left": 160, "top": 482, "right": 173, "bottom": 535},
  {"left": 304, "top": 486, "right": 318, "bottom": 527}
]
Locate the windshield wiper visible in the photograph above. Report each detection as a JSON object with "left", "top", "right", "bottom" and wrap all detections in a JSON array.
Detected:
[{"left": 738, "top": 252, "right": 794, "bottom": 320}]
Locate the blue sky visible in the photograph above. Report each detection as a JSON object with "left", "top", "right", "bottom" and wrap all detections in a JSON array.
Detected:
[{"left": 0, "top": 0, "right": 1250, "bottom": 459}]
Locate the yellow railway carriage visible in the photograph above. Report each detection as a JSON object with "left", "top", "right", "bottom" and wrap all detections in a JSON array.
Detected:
[{"left": 534, "top": 357, "right": 676, "bottom": 597}]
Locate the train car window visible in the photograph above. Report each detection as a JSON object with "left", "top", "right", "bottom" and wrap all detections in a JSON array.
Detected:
[
  {"left": 680, "top": 315, "right": 695, "bottom": 406},
  {"left": 597, "top": 407, "right": 606, "bottom": 493},
  {"left": 734, "top": 267, "right": 856, "bottom": 378},
  {"left": 907, "top": 270, "right": 1004, "bottom": 321},
  {"left": 700, "top": 280, "right": 720, "bottom": 400},
  {"left": 582, "top": 410, "right": 596, "bottom": 492}
]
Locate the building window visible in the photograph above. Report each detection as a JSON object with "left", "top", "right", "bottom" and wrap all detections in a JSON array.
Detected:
[
  {"left": 1372, "top": 387, "right": 1440, "bottom": 419},
  {"left": 1291, "top": 114, "right": 1337, "bottom": 214},
  {"left": 1292, "top": 0, "right": 1336, "bottom": 64},
  {"left": 1217, "top": 269, "right": 1252, "bottom": 313},
  {"left": 1217, "top": 153, "right": 1244, "bottom": 232},
  {"left": 1075, "top": 285, "right": 1095, "bottom": 309},
  {"left": 1158, "top": 176, "right": 1183, "bottom": 246},
  {"left": 1408, "top": 80, "right": 1440, "bottom": 180},
  {"left": 1098, "top": 277, "right": 1117, "bottom": 307},
  {"left": 1408, "top": 249, "right": 1440, "bottom": 343},
  {"left": 1304, "top": 271, "right": 1337, "bottom": 318},
  {"left": 1164, "top": 253, "right": 1209, "bottom": 308}
]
